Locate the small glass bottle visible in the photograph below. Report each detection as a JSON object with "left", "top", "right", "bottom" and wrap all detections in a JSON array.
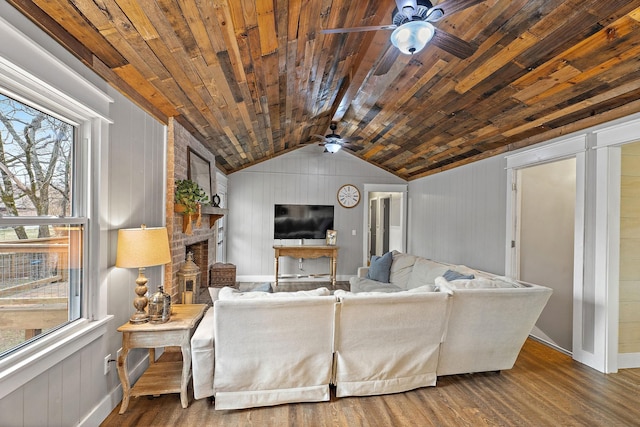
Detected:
[{"left": 148, "top": 285, "right": 171, "bottom": 323}]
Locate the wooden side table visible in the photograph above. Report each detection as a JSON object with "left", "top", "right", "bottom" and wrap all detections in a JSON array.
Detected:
[{"left": 116, "top": 304, "right": 207, "bottom": 414}]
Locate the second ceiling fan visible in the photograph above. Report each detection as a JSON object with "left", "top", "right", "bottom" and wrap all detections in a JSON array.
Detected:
[{"left": 322, "top": 0, "right": 483, "bottom": 59}]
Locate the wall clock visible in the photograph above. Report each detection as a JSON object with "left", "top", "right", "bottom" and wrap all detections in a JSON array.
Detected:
[{"left": 337, "top": 184, "right": 360, "bottom": 208}]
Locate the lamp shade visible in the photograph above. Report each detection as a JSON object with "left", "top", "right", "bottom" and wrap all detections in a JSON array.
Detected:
[
  {"left": 115, "top": 226, "right": 171, "bottom": 268},
  {"left": 390, "top": 21, "right": 435, "bottom": 55},
  {"left": 324, "top": 143, "right": 341, "bottom": 153}
]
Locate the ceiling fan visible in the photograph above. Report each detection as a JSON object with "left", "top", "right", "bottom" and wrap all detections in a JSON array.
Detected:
[
  {"left": 321, "top": 0, "right": 482, "bottom": 64},
  {"left": 307, "top": 122, "right": 364, "bottom": 153}
]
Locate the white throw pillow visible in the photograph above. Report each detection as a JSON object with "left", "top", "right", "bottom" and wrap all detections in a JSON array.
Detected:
[{"left": 218, "top": 286, "right": 331, "bottom": 300}]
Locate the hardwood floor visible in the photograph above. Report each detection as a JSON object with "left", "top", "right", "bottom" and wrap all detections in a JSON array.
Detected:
[{"left": 101, "top": 338, "right": 640, "bottom": 426}]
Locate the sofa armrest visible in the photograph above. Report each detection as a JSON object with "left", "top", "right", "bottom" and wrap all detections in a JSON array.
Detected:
[
  {"left": 357, "top": 267, "right": 369, "bottom": 278},
  {"left": 191, "top": 307, "right": 215, "bottom": 399}
]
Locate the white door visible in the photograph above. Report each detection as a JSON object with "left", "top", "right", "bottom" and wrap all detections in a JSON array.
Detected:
[{"left": 515, "top": 158, "right": 576, "bottom": 352}]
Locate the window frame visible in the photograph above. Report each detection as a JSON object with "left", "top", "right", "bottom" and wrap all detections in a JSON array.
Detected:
[{"left": 0, "top": 12, "right": 113, "bottom": 400}]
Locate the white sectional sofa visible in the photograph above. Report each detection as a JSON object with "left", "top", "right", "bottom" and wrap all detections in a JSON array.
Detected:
[
  {"left": 350, "top": 251, "right": 553, "bottom": 376},
  {"left": 191, "top": 287, "right": 336, "bottom": 410},
  {"left": 191, "top": 251, "right": 552, "bottom": 410}
]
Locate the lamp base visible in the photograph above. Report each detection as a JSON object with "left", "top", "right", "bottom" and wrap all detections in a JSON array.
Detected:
[
  {"left": 129, "top": 312, "right": 150, "bottom": 324},
  {"left": 130, "top": 267, "right": 150, "bottom": 324}
]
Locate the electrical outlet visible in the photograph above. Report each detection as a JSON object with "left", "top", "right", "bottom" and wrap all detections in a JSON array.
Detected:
[{"left": 104, "top": 354, "right": 111, "bottom": 375}]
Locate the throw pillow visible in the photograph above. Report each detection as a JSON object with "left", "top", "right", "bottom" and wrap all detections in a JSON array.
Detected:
[
  {"left": 248, "top": 282, "right": 272, "bottom": 292},
  {"left": 442, "top": 269, "right": 475, "bottom": 281},
  {"left": 367, "top": 251, "right": 393, "bottom": 283}
]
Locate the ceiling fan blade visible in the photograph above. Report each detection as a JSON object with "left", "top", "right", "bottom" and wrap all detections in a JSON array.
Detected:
[
  {"left": 341, "top": 136, "right": 363, "bottom": 142},
  {"left": 342, "top": 143, "right": 364, "bottom": 151},
  {"left": 431, "top": 29, "right": 476, "bottom": 59},
  {"left": 434, "top": 0, "right": 484, "bottom": 16},
  {"left": 374, "top": 47, "right": 401, "bottom": 76},
  {"left": 321, "top": 25, "right": 397, "bottom": 34}
]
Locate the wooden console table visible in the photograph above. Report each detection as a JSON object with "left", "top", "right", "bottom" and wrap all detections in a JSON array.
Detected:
[
  {"left": 116, "top": 304, "right": 207, "bottom": 414},
  {"left": 273, "top": 245, "right": 339, "bottom": 287}
]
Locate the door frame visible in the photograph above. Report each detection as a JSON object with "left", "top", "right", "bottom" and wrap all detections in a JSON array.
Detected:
[
  {"left": 362, "top": 184, "right": 408, "bottom": 266},
  {"left": 505, "top": 135, "right": 586, "bottom": 360}
]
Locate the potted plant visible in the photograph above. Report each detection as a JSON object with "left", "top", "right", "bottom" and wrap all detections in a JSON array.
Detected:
[{"left": 175, "top": 179, "right": 209, "bottom": 234}]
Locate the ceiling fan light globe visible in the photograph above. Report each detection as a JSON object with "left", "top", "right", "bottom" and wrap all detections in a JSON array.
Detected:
[
  {"left": 324, "top": 143, "right": 341, "bottom": 153},
  {"left": 390, "top": 21, "right": 434, "bottom": 55}
]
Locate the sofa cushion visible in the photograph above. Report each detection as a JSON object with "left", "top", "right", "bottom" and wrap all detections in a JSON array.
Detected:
[
  {"left": 435, "top": 276, "right": 520, "bottom": 290},
  {"left": 366, "top": 252, "right": 393, "bottom": 283},
  {"left": 442, "top": 269, "right": 475, "bottom": 281},
  {"left": 336, "top": 284, "right": 437, "bottom": 298},
  {"left": 208, "top": 287, "right": 221, "bottom": 303},
  {"left": 389, "top": 251, "right": 417, "bottom": 288},
  {"left": 349, "top": 277, "right": 403, "bottom": 293},
  {"left": 218, "top": 286, "right": 331, "bottom": 300},
  {"left": 406, "top": 258, "right": 449, "bottom": 289}
]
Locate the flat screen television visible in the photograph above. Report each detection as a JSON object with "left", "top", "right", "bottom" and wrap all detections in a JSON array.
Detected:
[{"left": 274, "top": 204, "right": 334, "bottom": 239}]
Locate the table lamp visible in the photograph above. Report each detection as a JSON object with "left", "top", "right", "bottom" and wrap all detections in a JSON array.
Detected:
[{"left": 115, "top": 225, "right": 171, "bottom": 324}]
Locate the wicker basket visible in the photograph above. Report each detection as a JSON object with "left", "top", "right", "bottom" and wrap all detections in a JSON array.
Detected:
[{"left": 210, "top": 262, "right": 236, "bottom": 287}]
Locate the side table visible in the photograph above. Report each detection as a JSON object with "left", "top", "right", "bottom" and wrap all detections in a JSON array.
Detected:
[{"left": 116, "top": 304, "right": 207, "bottom": 414}]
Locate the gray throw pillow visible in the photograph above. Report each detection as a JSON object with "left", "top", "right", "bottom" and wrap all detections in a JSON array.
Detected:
[
  {"left": 442, "top": 269, "right": 475, "bottom": 281},
  {"left": 367, "top": 252, "right": 393, "bottom": 283}
]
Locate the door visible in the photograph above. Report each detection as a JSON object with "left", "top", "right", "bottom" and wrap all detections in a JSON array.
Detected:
[
  {"left": 369, "top": 199, "right": 377, "bottom": 259},
  {"left": 381, "top": 197, "right": 390, "bottom": 254},
  {"left": 515, "top": 158, "right": 576, "bottom": 352}
]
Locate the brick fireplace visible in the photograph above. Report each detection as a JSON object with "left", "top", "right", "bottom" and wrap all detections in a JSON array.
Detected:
[{"left": 165, "top": 117, "right": 219, "bottom": 304}]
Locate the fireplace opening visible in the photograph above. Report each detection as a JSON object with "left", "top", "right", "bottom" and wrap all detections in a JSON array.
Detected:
[{"left": 186, "top": 240, "right": 209, "bottom": 289}]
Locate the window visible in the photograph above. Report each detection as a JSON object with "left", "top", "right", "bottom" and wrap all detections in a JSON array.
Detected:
[{"left": 0, "top": 92, "right": 85, "bottom": 357}]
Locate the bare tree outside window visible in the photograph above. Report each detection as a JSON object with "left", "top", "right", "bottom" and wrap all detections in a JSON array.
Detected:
[
  {"left": 0, "top": 93, "right": 73, "bottom": 237},
  {"left": 0, "top": 93, "right": 80, "bottom": 356}
]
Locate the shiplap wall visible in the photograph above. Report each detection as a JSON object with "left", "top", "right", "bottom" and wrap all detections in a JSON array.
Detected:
[
  {"left": 0, "top": 3, "right": 167, "bottom": 424},
  {"left": 620, "top": 141, "right": 640, "bottom": 354},
  {"left": 408, "top": 155, "right": 507, "bottom": 274},
  {"left": 227, "top": 145, "right": 405, "bottom": 281}
]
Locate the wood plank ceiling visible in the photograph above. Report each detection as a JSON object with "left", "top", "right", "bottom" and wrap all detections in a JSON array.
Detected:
[{"left": 7, "top": 0, "right": 640, "bottom": 180}]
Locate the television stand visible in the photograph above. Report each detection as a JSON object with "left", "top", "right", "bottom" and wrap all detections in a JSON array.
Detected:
[{"left": 273, "top": 245, "right": 339, "bottom": 287}]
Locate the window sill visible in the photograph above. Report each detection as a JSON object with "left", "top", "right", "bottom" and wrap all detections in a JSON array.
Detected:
[{"left": 0, "top": 315, "right": 114, "bottom": 400}]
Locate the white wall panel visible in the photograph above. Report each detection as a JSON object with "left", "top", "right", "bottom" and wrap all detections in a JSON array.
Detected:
[
  {"left": 228, "top": 146, "right": 404, "bottom": 281},
  {"left": 0, "top": 4, "right": 167, "bottom": 423},
  {"left": 408, "top": 155, "right": 507, "bottom": 274}
]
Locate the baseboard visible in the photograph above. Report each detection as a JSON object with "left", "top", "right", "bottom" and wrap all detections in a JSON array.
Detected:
[
  {"left": 79, "top": 352, "right": 150, "bottom": 427},
  {"left": 528, "top": 334, "right": 572, "bottom": 357},
  {"left": 618, "top": 352, "right": 640, "bottom": 369}
]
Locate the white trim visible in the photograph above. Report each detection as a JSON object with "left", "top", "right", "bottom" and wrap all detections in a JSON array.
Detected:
[
  {"left": 594, "top": 116, "right": 640, "bottom": 147},
  {"left": 78, "top": 350, "right": 149, "bottom": 427},
  {"left": 505, "top": 134, "right": 588, "bottom": 366},
  {"left": 0, "top": 11, "right": 112, "bottom": 118},
  {"left": 571, "top": 151, "right": 587, "bottom": 364},
  {"left": 362, "top": 184, "right": 408, "bottom": 266},
  {"left": 592, "top": 114, "right": 640, "bottom": 371},
  {"left": 0, "top": 315, "right": 113, "bottom": 400},
  {"left": 506, "top": 134, "right": 587, "bottom": 169},
  {"left": 618, "top": 353, "right": 640, "bottom": 370}
]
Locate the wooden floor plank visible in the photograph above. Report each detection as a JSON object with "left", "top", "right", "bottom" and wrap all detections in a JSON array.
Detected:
[{"left": 101, "top": 338, "right": 640, "bottom": 426}]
